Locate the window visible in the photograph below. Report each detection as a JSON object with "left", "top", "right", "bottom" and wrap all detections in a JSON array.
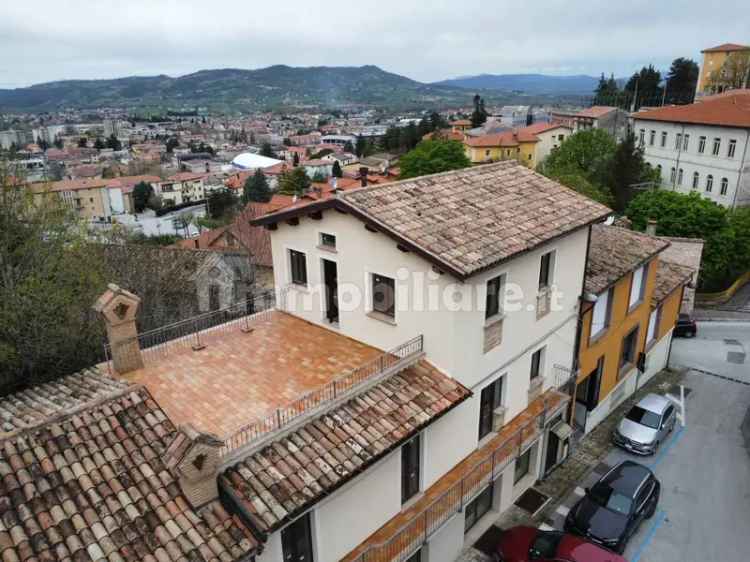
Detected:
[
  {"left": 319, "top": 232, "right": 336, "bottom": 249},
  {"left": 538, "top": 250, "right": 555, "bottom": 290},
  {"left": 706, "top": 175, "right": 714, "bottom": 192},
  {"left": 478, "top": 378, "right": 503, "bottom": 440},
  {"left": 619, "top": 326, "right": 639, "bottom": 371},
  {"left": 728, "top": 139, "right": 737, "bottom": 158},
  {"left": 639, "top": 129, "right": 645, "bottom": 145},
  {"left": 558, "top": 134, "right": 565, "bottom": 142},
  {"left": 677, "top": 168, "right": 684, "bottom": 185},
  {"left": 647, "top": 306, "right": 660, "bottom": 344},
  {"left": 698, "top": 136, "right": 706, "bottom": 153},
  {"left": 405, "top": 550, "right": 422, "bottom": 562},
  {"left": 674, "top": 133, "right": 682, "bottom": 150},
  {"left": 670, "top": 167, "right": 676, "bottom": 183},
  {"left": 281, "top": 513, "right": 314, "bottom": 562},
  {"left": 660, "top": 131, "right": 667, "bottom": 147},
  {"left": 371, "top": 273, "right": 395, "bottom": 317},
  {"left": 464, "top": 483, "right": 494, "bottom": 532},
  {"left": 590, "top": 288, "right": 612, "bottom": 340},
  {"left": 485, "top": 274, "right": 505, "bottom": 319},
  {"left": 712, "top": 138, "right": 721, "bottom": 156},
  {"left": 683, "top": 134, "right": 690, "bottom": 151},
  {"left": 656, "top": 164, "right": 662, "bottom": 181},
  {"left": 576, "top": 357, "right": 603, "bottom": 411},
  {"left": 209, "top": 284, "right": 221, "bottom": 311},
  {"left": 649, "top": 130, "right": 655, "bottom": 146},
  {"left": 530, "top": 347, "right": 545, "bottom": 381},
  {"left": 485, "top": 149, "right": 490, "bottom": 156},
  {"left": 720, "top": 177, "right": 729, "bottom": 195},
  {"left": 289, "top": 250, "right": 307, "bottom": 285},
  {"left": 692, "top": 171, "right": 700, "bottom": 189},
  {"left": 629, "top": 263, "right": 648, "bottom": 308},
  {"left": 401, "top": 435, "right": 421, "bottom": 504},
  {"left": 514, "top": 448, "right": 532, "bottom": 484}
]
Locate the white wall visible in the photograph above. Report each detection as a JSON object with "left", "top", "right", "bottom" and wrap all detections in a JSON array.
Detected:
[
  {"left": 584, "top": 368, "right": 638, "bottom": 433},
  {"left": 535, "top": 126, "right": 572, "bottom": 165},
  {"left": 422, "top": 398, "right": 477, "bottom": 489},
  {"left": 255, "top": 530, "right": 283, "bottom": 562},
  {"left": 635, "top": 118, "right": 749, "bottom": 207},
  {"left": 108, "top": 187, "right": 125, "bottom": 214},
  {"left": 426, "top": 510, "right": 465, "bottom": 562},
  {"left": 638, "top": 329, "right": 672, "bottom": 389}
]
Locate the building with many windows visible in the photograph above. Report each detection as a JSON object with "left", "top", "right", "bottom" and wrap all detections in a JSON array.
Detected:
[
  {"left": 696, "top": 43, "right": 750, "bottom": 96},
  {"left": 632, "top": 90, "right": 750, "bottom": 207}
]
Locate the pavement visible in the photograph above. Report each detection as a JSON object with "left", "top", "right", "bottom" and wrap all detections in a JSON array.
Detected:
[
  {"left": 694, "top": 280, "right": 750, "bottom": 322},
  {"left": 670, "top": 321, "right": 750, "bottom": 384}
]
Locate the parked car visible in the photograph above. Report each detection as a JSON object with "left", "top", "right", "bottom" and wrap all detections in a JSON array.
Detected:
[
  {"left": 495, "top": 526, "right": 628, "bottom": 561},
  {"left": 674, "top": 313, "right": 697, "bottom": 337},
  {"left": 612, "top": 393, "right": 677, "bottom": 455},
  {"left": 564, "top": 461, "right": 660, "bottom": 554}
]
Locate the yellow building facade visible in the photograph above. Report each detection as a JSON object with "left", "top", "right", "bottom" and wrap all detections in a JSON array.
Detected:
[{"left": 697, "top": 43, "right": 750, "bottom": 95}]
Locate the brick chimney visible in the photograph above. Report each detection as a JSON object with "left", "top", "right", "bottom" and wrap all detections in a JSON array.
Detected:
[
  {"left": 165, "top": 424, "right": 223, "bottom": 509},
  {"left": 646, "top": 219, "right": 657, "bottom": 236},
  {"left": 93, "top": 284, "right": 144, "bottom": 374},
  {"left": 359, "top": 166, "right": 369, "bottom": 187}
]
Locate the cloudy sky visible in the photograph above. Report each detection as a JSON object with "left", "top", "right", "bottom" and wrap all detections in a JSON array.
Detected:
[{"left": 1, "top": 0, "right": 748, "bottom": 88}]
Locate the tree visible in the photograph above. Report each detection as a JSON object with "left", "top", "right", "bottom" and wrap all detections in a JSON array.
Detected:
[
  {"left": 331, "top": 160, "right": 343, "bottom": 178},
  {"left": 343, "top": 141, "right": 354, "bottom": 153},
  {"left": 292, "top": 152, "right": 300, "bottom": 167},
  {"left": 625, "top": 65, "right": 663, "bottom": 109},
  {"left": 260, "top": 143, "right": 276, "bottom": 158},
  {"left": 132, "top": 181, "right": 155, "bottom": 213},
  {"left": 470, "top": 94, "right": 488, "bottom": 128},
  {"left": 242, "top": 169, "right": 272, "bottom": 204},
  {"left": 710, "top": 51, "right": 750, "bottom": 91},
  {"left": 398, "top": 139, "right": 471, "bottom": 179},
  {"left": 278, "top": 167, "right": 311, "bottom": 196},
  {"left": 77, "top": 137, "right": 88, "bottom": 148},
  {"left": 106, "top": 134, "right": 122, "bottom": 151},
  {"left": 311, "top": 170, "right": 327, "bottom": 183},
  {"left": 94, "top": 137, "right": 105, "bottom": 150},
  {"left": 665, "top": 58, "right": 699, "bottom": 104},
  {"left": 206, "top": 189, "right": 237, "bottom": 220},
  {"left": 594, "top": 73, "right": 620, "bottom": 105},
  {"left": 355, "top": 137, "right": 368, "bottom": 157},
  {"left": 165, "top": 137, "right": 179, "bottom": 153},
  {"left": 38, "top": 138, "right": 49, "bottom": 151},
  {"left": 0, "top": 163, "right": 106, "bottom": 392},
  {"left": 608, "top": 132, "right": 654, "bottom": 213},
  {"left": 53, "top": 136, "right": 63, "bottom": 150}
]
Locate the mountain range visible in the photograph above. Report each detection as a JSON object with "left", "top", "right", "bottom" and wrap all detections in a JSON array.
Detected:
[{"left": 0, "top": 66, "right": 599, "bottom": 112}]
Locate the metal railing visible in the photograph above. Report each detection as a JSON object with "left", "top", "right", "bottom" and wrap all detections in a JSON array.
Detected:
[
  {"left": 103, "top": 289, "right": 277, "bottom": 370},
  {"left": 354, "top": 391, "right": 567, "bottom": 562},
  {"left": 220, "top": 334, "right": 424, "bottom": 457}
]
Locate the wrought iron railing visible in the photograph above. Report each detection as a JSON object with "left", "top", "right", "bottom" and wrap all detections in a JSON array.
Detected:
[
  {"left": 103, "top": 289, "right": 277, "bottom": 370},
  {"left": 352, "top": 391, "right": 567, "bottom": 562},
  {"left": 220, "top": 334, "right": 424, "bottom": 457}
]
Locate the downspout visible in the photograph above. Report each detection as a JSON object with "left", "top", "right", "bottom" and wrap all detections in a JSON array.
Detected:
[{"left": 730, "top": 129, "right": 750, "bottom": 208}]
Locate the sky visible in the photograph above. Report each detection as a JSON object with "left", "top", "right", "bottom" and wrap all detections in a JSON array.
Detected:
[{"left": 1, "top": 0, "right": 749, "bottom": 88}]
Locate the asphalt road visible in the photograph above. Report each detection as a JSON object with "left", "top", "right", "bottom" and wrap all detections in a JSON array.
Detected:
[{"left": 670, "top": 321, "right": 750, "bottom": 384}]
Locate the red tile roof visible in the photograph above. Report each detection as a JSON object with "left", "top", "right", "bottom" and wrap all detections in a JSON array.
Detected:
[
  {"left": 464, "top": 128, "right": 539, "bottom": 148},
  {"left": 106, "top": 175, "right": 162, "bottom": 194},
  {"left": 701, "top": 43, "right": 750, "bottom": 53},
  {"left": 522, "top": 122, "right": 572, "bottom": 135},
  {"left": 220, "top": 359, "right": 470, "bottom": 535},
  {"left": 652, "top": 259, "right": 694, "bottom": 305},
  {"left": 632, "top": 92, "right": 750, "bottom": 128},
  {"left": 165, "top": 172, "right": 207, "bottom": 183},
  {"left": 50, "top": 178, "right": 109, "bottom": 192},
  {"left": 576, "top": 106, "right": 617, "bottom": 119}
]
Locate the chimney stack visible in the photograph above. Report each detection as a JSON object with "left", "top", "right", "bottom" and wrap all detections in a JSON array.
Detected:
[
  {"left": 359, "top": 166, "right": 369, "bottom": 187},
  {"left": 646, "top": 219, "right": 657, "bottom": 236},
  {"left": 93, "top": 284, "right": 144, "bottom": 374},
  {"left": 164, "top": 424, "right": 223, "bottom": 509}
]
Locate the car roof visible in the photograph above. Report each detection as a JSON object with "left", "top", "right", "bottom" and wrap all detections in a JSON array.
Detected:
[
  {"left": 636, "top": 393, "right": 669, "bottom": 414},
  {"left": 600, "top": 460, "right": 652, "bottom": 496}
]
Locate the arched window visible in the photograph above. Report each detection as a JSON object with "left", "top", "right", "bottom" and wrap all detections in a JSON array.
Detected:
[
  {"left": 677, "top": 168, "right": 684, "bottom": 185},
  {"left": 720, "top": 177, "right": 729, "bottom": 196},
  {"left": 656, "top": 164, "right": 663, "bottom": 182},
  {"left": 706, "top": 175, "right": 713, "bottom": 192},
  {"left": 692, "top": 171, "right": 700, "bottom": 189}
]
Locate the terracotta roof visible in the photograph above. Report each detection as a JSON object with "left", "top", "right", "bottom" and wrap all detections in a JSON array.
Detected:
[
  {"left": 451, "top": 119, "right": 472, "bottom": 126},
  {"left": 464, "top": 129, "right": 538, "bottom": 147},
  {"left": 522, "top": 122, "right": 572, "bottom": 135},
  {"left": 220, "top": 359, "right": 470, "bottom": 535},
  {"left": 701, "top": 43, "right": 750, "bottom": 53},
  {"left": 632, "top": 92, "right": 750, "bottom": 128},
  {"left": 652, "top": 259, "right": 694, "bottom": 305},
  {"left": 576, "top": 106, "right": 617, "bottom": 119},
  {"left": 0, "top": 373, "right": 258, "bottom": 562},
  {"left": 584, "top": 225, "right": 670, "bottom": 295},
  {"left": 422, "top": 130, "right": 465, "bottom": 142},
  {"left": 50, "top": 178, "right": 108, "bottom": 192},
  {"left": 337, "top": 162, "right": 611, "bottom": 279},
  {"left": 106, "top": 176, "right": 162, "bottom": 194},
  {"left": 165, "top": 173, "right": 207, "bottom": 183}
]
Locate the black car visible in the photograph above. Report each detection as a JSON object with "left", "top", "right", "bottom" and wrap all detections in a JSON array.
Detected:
[
  {"left": 564, "top": 461, "right": 660, "bottom": 554},
  {"left": 674, "top": 313, "right": 697, "bottom": 337}
]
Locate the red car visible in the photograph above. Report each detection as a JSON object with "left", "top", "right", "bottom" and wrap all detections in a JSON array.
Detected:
[{"left": 495, "top": 526, "right": 628, "bottom": 562}]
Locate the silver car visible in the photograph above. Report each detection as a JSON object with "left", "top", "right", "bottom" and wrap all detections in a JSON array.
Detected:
[{"left": 612, "top": 393, "right": 677, "bottom": 455}]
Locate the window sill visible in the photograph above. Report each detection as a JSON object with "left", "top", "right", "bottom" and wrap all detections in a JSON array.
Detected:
[
  {"left": 484, "top": 313, "right": 505, "bottom": 329},
  {"left": 400, "top": 491, "right": 424, "bottom": 510},
  {"left": 367, "top": 311, "right": 397, "bottom": 326},
  {"left": 316, "top": 244, "right": 337, "bottom": 254},
  {"left": 618, "top": 362, "right": 635, "bottom": 380},
  {"left": 289, "top": 282, "right": 310, "bottom": 293},
  {"left": 588, "top": 328, "right": 608, "bottom": 346},
  {"left": 627, "top": 300, "right": 644, "bottom": 314}
]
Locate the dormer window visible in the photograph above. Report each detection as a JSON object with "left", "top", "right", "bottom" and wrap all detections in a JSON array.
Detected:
[{"left": 320, "top": 232, "right": 336, "bottom": 249}]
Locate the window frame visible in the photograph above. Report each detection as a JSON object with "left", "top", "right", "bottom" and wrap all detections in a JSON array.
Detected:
[
  {"left": 660, "top": 131, "right": 667, "bottom": 147},
  {"left": 648, "top": 130, "right": 655, "bottom": 146},
  {"left": 628, "top": 263, "right": 649, "bottom": 310},
  {"left": 706, "top": 174, "right": 714, "bottom": 192},
  {"left": 692, "top": 171, "right": 700, "bottom": 189},
  {"left": 478, "top": 377, "right": 503, "bottom": 440},
  {"left": 538, "top": 250, "right": 555, "bottom": 291},
  {"left": 514, "top": 447, "right": 532, "bottom": 484},
  {"left": 371, "top": 272, "right": 396, "bottom": 318},
  {"left": 619, "top": 326, "right": 640, "bottom": 373},
  {"left": 698, "top": 136, "right": 706, "bottom": 153},
  {"left": 530, "top": 347, "right": 545, "bottom": 381},
  {"left": 720, "top": 177, "right": 729, "bottom": 195},
  {"left": 728, "top": 139, "right": 737, "bottom": 158},
  {"left": 401, "top": 434, "right": 421, "bottom": 504},
  {"left": 712, "top": 138, "right": 721, "bottom": 156},
  {"left": 674, "top": 133, "right": 682, "bottom": 150},
  {"left": 677, "top": 168, "right": 684, "bottom": 186},
  {"left": 683, "top": 133, "right": 690, "bottom": 151},
  {"left": 319, "top": 232, "right": 337, "bottom": 249},
  {"left": 646, "top": 306, "right": 661, "bottom": 346},
  {"left": 485, "top": 273, "right": 506, "bottom": 320},
  {"left": 281, "top": 512, "right": 315, "bottom": 562},
  {"left": 589, "top": 287, "right": 613, "bottom": 342},
  {"left": 289, "top": 249, "right": 308, "bottom": 286}
]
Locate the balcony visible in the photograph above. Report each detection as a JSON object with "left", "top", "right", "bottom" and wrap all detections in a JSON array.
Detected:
[{"left": 343, "top": 389, "right": 569, "bottom": 562}]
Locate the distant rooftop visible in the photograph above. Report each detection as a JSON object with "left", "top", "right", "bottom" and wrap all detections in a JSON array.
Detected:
[
  {"left": 701, "top": 42, "right": 750, "bottom": 53},
  {"left": 632, "top": 91, "right": 750, "bottom": 128}
]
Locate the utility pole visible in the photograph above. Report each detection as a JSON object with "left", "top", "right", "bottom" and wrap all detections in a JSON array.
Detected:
[{"left": 630, "top": 79, "right": 639, "bottom": 113}]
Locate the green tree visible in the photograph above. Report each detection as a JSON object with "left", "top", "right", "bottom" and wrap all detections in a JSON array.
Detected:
[
  {"left": 542, "top": 129, "right": 617, "bottom": 184},
  {"left": 609, "top": 132, "right": 656, "bottom": 213},
  {"left": 311, "top": 170, "right": 327, "bottom": 183},
  {"left": 355, "top": 137, "right": 368, "bottom": 157},
  {"left": 398, "top": 139, "right": 471, "bottom": 179},
  {"left": 94, "top": 137, "right": 105, "bottom": 150},
  {"left": 242, "top": 169, "right": 272, "bottom": 204},
  {"left": 132, "top": 181, "right": 154, "bottom": 213},
  {"left": 77, "top": 137, "right": 88, "bottom": 148},
  {"left": 343, "top": 141, "right": 354, "bottom": 153},
  {"left": 106, "top": 134, "right": 122, "bottom": 151},
  {"left": 625, "top": 65, "right": 663, "bottom": 109},
  {"left": 206, "top": 189, "right": 237, "bottom": 220},
  {"left": 594, "top": 73, "right": 620, "bottom": 105},
  {"left": 53, "top": 136, "right": 64, "bottom": 150},
  {"left": 665, "top": 58, "right": 699, "bottom": 104},
  {"left": 0, "top": 164, "right": 106, "bottom": 392},
  {"left": 278, "top": 167, "right": 311, "bottom": 196},
  {"left": 165, "top": 137, "right": 179, "bottom": 153},
  {"left": 470, "top": 94, "right": 488, "bottom": 128},
  {"left": 331, "top": 160, "right": 343, "bottom": 178},
  {"left": 260, "top": 143, "right": 276, "bottom": 158}
]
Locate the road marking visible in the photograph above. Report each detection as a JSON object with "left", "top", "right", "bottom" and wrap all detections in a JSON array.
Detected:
[
  {"left": 573, "top": 486, "right": 585, "bottom": 496},
  {"left": 675, "top": 365, "right": 750, "bottom": 386},
  {"left": 555, "top": 505, "right": 570, "bottom": 516},
  {"left": 648, "top": 426, "right": 685, "bottom": 471},
  {"left": 538, "top": 523, "right": 555, "bottom": 531},
  {"left": 630, "top": 510, "right": 667, "bottom": 562}
]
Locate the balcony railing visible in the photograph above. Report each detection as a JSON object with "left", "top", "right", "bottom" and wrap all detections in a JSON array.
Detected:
[
  {"left": 220, "top": 334, "right": 424, "bottom": 458},
  {"left": 353, "top": 391, "right": 567, "bottom": 562}
]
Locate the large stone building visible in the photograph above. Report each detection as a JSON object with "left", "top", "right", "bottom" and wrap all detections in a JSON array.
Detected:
[{"left": 696, "top": 42, "right": 750, "bottom": 96}]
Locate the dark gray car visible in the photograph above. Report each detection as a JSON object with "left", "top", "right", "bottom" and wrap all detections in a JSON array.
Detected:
[{"left": 612, "top": 394, "right": 676, "bottom": 455}]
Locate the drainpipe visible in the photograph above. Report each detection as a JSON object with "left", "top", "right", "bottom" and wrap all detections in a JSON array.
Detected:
[{"left": 730, "top": 129, "right": 750, "bottom": 208}]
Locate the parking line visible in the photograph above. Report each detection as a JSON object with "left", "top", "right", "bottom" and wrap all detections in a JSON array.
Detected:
[
  {"left": 630, "top": 510, "right": 667, "bottom": 562},
  {"left": 648, "top": 426, "right": 685, "bottom": 470}
]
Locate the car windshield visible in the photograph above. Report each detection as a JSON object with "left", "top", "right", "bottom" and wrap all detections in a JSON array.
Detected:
[
  {"left": 530, "top": 531, "right": 563, "bottom": 558},
  {"left": 626, "top": 405, "right": 661, "bottom": 429},
  {"left": 589, "top": 484, "right": 633, "bottom": 515}
]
